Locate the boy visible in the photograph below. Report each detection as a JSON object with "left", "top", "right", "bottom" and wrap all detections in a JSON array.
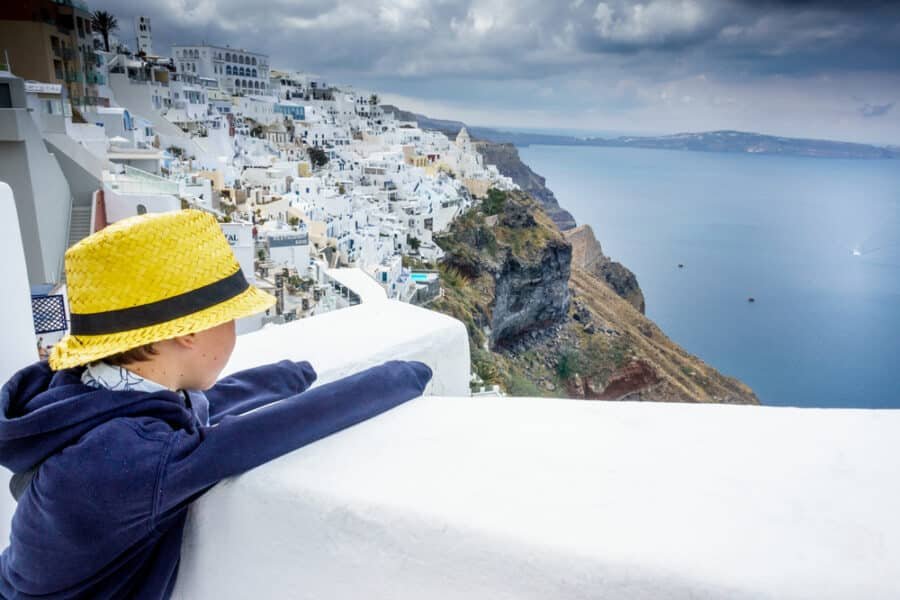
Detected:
[{"left": 0, "top": 210, "right": 432, "bottom": 598}]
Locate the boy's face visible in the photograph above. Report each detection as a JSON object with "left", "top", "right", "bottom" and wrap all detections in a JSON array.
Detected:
[{"left": 181, "top": 320, "right": 237, "bottom": 390}]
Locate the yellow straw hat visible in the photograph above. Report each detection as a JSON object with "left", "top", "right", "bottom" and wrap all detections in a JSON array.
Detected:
[{"left": 49, "top": 209, "right": 275, "bottom": 370}]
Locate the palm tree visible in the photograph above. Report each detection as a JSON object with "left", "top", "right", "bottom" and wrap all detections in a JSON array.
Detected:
[{"left": 91, "top": 10, "right": 118, "bottom": 52}]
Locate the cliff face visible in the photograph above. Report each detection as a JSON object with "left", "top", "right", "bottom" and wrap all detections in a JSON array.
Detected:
[
  {"left": 565, "top": 225, "right": 645, "bottom": 314},
  {"left": 475, "top": 141, "right": 646, "bottom": 314},
  {"left": 562, "top": 267, "right": 758, "bottom": 403},
  {"left": 430, "top": 189, "right": 758, "bottom": 405},
  {"left": 434, "top": 191, "right": 571, "bottom": 350},
  {"left": 491, "top": 204, "right": 571, "bottom": 347},
  {"left": 473, "top": 142, "right": 577, "bottom": 231}
]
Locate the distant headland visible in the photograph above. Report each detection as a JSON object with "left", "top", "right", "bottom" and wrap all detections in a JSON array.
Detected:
[{"left": 382, "top": 106, "right": 900, "bottom": 160}]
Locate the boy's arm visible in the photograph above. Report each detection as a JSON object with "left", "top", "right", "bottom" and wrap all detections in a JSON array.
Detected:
[
  {"left": 204, "top": 360, "right": 317, "bottom": 424},
  {"left": 153, "top": 360, "right": 432, "bottom": 521}
]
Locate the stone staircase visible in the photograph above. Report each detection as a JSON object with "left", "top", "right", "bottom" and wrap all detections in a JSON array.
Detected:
[{"left": 67, "top": 205, "right": 92, "bottom": 248}]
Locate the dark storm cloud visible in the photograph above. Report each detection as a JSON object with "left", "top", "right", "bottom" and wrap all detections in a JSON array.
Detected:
[{"left": 86, "top": 0, "right": 900, "bottom": 81}]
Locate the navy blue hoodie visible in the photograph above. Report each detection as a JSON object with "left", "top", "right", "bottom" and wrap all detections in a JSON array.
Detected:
[{"left": 0, "top": 359, "right": 432, "bottom": 598}]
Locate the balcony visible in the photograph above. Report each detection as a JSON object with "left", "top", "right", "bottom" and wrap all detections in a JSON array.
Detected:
[
  {"left": 82, "top": 49, "right": 102, "bottom": 66},
  {"left": 71, "top": 96, "right": 110, "bottom": 107},
  {"left": 52, "top": 47, "right": 78, "bottom": 61},
  {"left": 104, "top": 165, "right": 178, "bottom": 196}
]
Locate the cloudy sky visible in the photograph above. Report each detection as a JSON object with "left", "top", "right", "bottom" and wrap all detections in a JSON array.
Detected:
[{"left": 91, "top": 0, "right": 900, "bottom": 144}]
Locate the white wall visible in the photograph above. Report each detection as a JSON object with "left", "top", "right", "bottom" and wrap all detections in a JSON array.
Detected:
[
  {"left": 269, "top": 243, "right": 310, "bottom": 276},
  {"left": 221, "top": 223, "right": 254, "bottom": 279},
  {"left": 0, "top": 108, "right": 72, "bottom": 284},
  {"left": 0, "top": 183, "right": 39, "bottom": 547},
  {"left": 222, "top": 300, "right": 468, "bottom": 395},
  {"left": 176, "top": 382, "right": 900, "bottom": 599},
  {"left": 103, "top": 187, "right": 180, "bottom": 223}
]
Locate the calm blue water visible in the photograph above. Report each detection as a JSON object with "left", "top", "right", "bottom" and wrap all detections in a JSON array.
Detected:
[{"left": 519, "top": 145, "right": 900, "bottom": 408}]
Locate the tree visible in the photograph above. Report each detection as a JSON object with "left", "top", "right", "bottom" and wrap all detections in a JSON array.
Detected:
[
  {"left": 91, "top": 10, "right": 119, "bottom": 53},
  {"left": 482, "top": 188, "right": 507, "bottom": 216},
  {"left": 307, "top": 146, "right": 329, "bottom": 168},
  {"left": 369, "top": 94, "right": 380, "bottom": 107},
  {"left": 407, "top": 236, "right": 421, "bottom": 252}
]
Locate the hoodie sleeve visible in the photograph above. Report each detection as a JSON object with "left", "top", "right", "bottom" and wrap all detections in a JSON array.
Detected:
[
  {"left": 204, "top": 360, "right": 318, "bottom": 424},
  {"left": 153, "top": 360, "right": 432, "bottom": 523}
]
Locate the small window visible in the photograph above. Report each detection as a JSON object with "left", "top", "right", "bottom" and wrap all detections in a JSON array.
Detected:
[
  {"left": 0, "top": 83, "right": 12, "bottom": 109},
  {"left": 137, "top": 204, "right": 148, "bottom": 215}
]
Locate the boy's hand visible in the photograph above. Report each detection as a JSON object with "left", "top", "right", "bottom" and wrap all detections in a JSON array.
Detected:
[
  {"left": 291, "top": 361, "right": 318, "bottom": 391},
  {"left": 401, "top": 360, "right": 433, "bottom": 391}
]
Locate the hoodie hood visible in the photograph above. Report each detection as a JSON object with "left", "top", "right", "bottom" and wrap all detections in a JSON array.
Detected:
[{"left": 0, "top": 361, "right": 194, "bottom": 473}]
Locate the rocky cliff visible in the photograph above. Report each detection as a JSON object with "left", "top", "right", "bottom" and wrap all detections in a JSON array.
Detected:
[
  {"left": 434, "top": 190, "right": 571, "bottom": 349},
  {"left": 430, "top": 189, "right": 758, "bottom": 404},
  {"left": 474, "top": 141, "right": 646, "bottom": 314},
  {"left": 565, "top": 225, "right": 645, "bottom": 314}
]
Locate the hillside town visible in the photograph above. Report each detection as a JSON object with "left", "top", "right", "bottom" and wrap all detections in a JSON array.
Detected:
[{"left": 0, "top": 0, "right": 516, "bottom": 348}]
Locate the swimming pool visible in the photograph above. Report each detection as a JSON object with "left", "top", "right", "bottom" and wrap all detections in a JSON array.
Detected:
[{"left": 410, "top": 272, "right": 437, "bottom": 283}]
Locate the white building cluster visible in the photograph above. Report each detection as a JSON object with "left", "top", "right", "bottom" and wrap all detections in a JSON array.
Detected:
[{"left": 0, "top": 6, "right": 516, "bottom": 337}]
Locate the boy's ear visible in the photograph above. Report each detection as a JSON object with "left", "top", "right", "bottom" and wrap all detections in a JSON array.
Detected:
[{"left": 171, "top": 333, "right": 197, "bottom": 350}]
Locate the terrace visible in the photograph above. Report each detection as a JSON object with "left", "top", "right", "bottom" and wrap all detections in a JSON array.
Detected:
[{"left": 0, "top": 183, "right": 896, "bottom": 599}]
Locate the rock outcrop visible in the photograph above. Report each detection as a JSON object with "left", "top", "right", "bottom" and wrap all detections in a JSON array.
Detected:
[
  {"left": 492, "top": 233, "right": 571, "bottom": 348},
  {"left": 564, "top": 225, "right": 646, "bottom": 314},
  {"left": 435, "top": 190, "right": 571, "bottom": 350}
]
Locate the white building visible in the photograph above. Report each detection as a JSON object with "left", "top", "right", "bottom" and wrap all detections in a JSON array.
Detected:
[
  {"left": 235, "top": 96, "right": 278, "bottom": 127},
  {"left": 135, "top": 16, "right": 153, "bottom": 56},
  {"left": 171, "top": 44, "right": 270, "bottom": 95},
  {"left": 0, "top": 74, "right": 73, "bottom": 285},
  {"left": 266, "top": 228, "right": 311, "bottom": 276},
  {"left": 269, "top": 70, "right": 305, "bottom": 101}
]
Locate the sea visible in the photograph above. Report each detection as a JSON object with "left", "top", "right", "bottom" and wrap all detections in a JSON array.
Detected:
[{"left": 518, "top": 144, "right": 900, "bottom": 409}]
